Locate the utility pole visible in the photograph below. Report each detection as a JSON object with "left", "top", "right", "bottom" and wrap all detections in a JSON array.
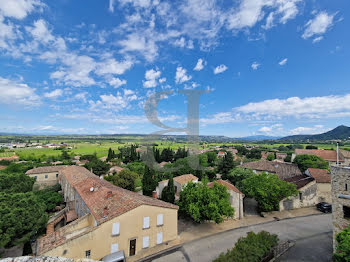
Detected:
[{"left": 337, "top": 142, "right": 339, "bottom": 166}]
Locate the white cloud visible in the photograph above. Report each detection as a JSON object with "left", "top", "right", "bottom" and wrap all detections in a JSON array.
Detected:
[
  {"left": 213, "top": 64, "right": 228, "bottom": 74},
  {"left": 0, "top": 0, "right": 43, "bottom": 19},
  {"left": 74, "top": 92, "right": 88, "bottom": 103},
  {"left": 302, "top": 11, "right": 336, "bottom": 42},
  {"left": 279, "top": 58, "right": 288, "bottom": 66},
  {"left": 89, "top": 89, "right": 138, "bottom": 112},
  {"left": 173, "top": 37, "right": 194, "bottom": 49},
  {"left": 0, "top": 76, "right": 40, "bottom": 106},
  {"left": 194, "top": 58, "right": 206, "bottom": 71},
  {"left": 312, "top": 36, "right": 323, "bottom": 43},
  {"left": 95, "top": 58, "right": 133, "bottom": 76},
  {"left": 109, "top": 77, "right": 127, "bottom": 88},
  {"left": 143, "top": 68, "right": 161, "bottom": 88},
  {"left": 289, "top": 125, "right": 327, "bottom": 135},
  {"left": 258, "top": 124, "right": 283, "bottom": 134},
  {"left": 26, "top": 19, "right": 54, "bottom": 44},
  {"left": 175, "top": 66, "right": 192, "bottom": 84},
  {"left": 44, "top": 89, "right": 63, "bottom": 99},
  {"left": 251, "top": 62, "right": 260, "bottom": 70}
]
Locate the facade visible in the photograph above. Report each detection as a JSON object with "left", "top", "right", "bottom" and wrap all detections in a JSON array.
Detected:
[
  {"left": 156, "top": 174, "right": 198, "bottom": 199},
  {"left": 279, "top": 175, "right": 317, "bottom": 211},
  {"left": 331, "top": 166, "right": 350, "bottom": 250},
  {"left": 26, "top": 166, "right": 67, "bottom": 188},
  {"left": 36, "top": 166, "right": 178, "bottom": 260},
  {"left": 305, "top": 168, "right": 331, "bottom": 203},
  {"left": 207, "top": 180, "right": 244, "bottom": 219},
  {"left": 276, "top": 153, "right": 287, "bottom": 162}
]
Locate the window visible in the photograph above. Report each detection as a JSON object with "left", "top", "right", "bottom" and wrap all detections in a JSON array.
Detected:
[
  {"left": 34, "top": 176, "right": 37, "bottom": 181},
  {"left": 344, "top": 206, "right": 350, "bottom": 219},
  {"left": 112, "top": 222, "right": 120, "bottom": 236},
  {"left": 299, "top": 192, "right": 303, "bottom": 202},
  {"left": 85, "top": 250, "right": 91, "bottom": 258},
  {"left": 157, "top": 232, "right": 163, "bottom": 244},
  {"left": 143, "top": 236, "right": 149, "bottom": 249},
  {"left": 143, "top": 217, "right": 150, "bottom": 229},
  {"left": 346, "top": 184, "right": 348, "bottom": 191},
  {"left": 45, "top": 175, "right": 48, "bottom": 179},
  {"left": 56, "top": 174, "right": 59, "bottom": 178},
  {"left": 111, "top": 243, "right": 118, "bottom": 254},
  {"left": 157, "top": 214, "right": 163, "bottom": 226}
]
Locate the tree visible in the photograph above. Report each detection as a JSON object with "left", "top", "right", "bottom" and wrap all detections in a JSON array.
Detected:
[
  {"left": 334, "top": 225, "right": 350, "bottom": 262},
  {"left": 107, "top": 148, "right": 116, "bottom": 162},
  {"left": 105, "top": 169, "right": 139, "bottom": 192},
  {"left": 239, "top": 173, "right": 298, "bottom": 212},
  {"left": 60, "top": 150, "right": 70, "bottom": 160},
  {"left": 306, "top": 145, "right": 318, "bottom": 149},
  {"left": 293, "top": 154, "right": 329, "bottom": 173},
  {"left": 223, "top": 168, "right": 255, "bottom": 186},
  {"left": 246, "top": 148, "right": 262, "bottom": 159},
  {"left": 0, "top": 173, "right": 34, "bottom": 193},
  {"left": 126, "top": 161, "right": 145, "bottom": 176},
  {"left": 161, "top": 175, "right": 175, "bottom": 203},
  {"left": 142, "top": 166, "right": 158, "bottom": 196},
  {"left": 0, "top": 192, "right": 48, "bottom": 248},
  {"left": 266, "top": 153, "right": 275, "bottom": 161},
  {"left": 84, "top": 160, "right": 110, "bottom": 176},
  {"left": 217, "top": 152, "right": 235, "bottom": 175},
  {"left": 206, "top": 151, "right": 217, "bottom": 166},
  {"left": 34, "top": 185, "right": 62, "bottom": 212},
  {"left": 178, "top": 179, "right": 234, "bottom": 223}
]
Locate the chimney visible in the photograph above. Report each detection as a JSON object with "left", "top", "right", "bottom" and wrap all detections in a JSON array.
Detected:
[
  {"left": 104, "top": 207, "right": 108, "bottom": 217},
  {"left": 106, "top": 191, "right": 112, "bottom": 199},
  {"left": 152, "top": 191, "right": 157, "bottom": 199}
]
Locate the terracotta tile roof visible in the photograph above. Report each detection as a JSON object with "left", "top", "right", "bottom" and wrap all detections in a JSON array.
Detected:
[
  {"left": 207, "top": 180, "right": 244, "bottom": 195},
  {"left": 0, "top": 165, "right": 7, "bottom": 170},
  {"left": 61, "top": 166, "right": 178, "bottom": 224},
  {"left": 26, "top": 165, "right": 67, "bottom": 175},
  {"left": 284, "top": 174, "right": 315, "bottom": 189},
  {"left": 241, "top": 160, "right": 301, "bottom": 180},
  {"left": 174, "top": 174, "right": 198, "bottom": 185},
  {"left": 340, "top": 149, "right": 350, "bottom": 159},
  {"left": 65, "top": 210, "right": 78, "bottom": 222},
  {"left": 307, "top": 168, "right": 331, "bottom": 183},
  {"left": 295, "top": 149, "right": 341, "bottom": 162}
]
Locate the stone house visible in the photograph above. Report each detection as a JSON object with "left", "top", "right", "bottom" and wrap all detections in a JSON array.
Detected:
[
  {"left": 207, "top": 180, "right": 244, "bottom": 219},
  {"left": 276, "top": 153, "right": 287, "bottom": 161},
  {"left": 305, "top": 168, "right": 331, "bottom": 203},
  {"left": 217, "top": 151, "right": 226, "bottom": 158},
  {"left": 26, "top": 166, "right": 67, "bottom": 189},
  {"left": 156, "top": 174, "right": 198, "bottom": 199},
  {"left": 279, "top": 174, "right": 317, "bottom": 211},
  {"left": 36, "top": 166, "right": 178, "bottom": 260},
  {"left": 331, "top": 166, "right": 350, "bottom": 250}
]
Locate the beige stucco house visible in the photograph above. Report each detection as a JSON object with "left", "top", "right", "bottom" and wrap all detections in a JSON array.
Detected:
[
  {"left": 305, "top": 168, "right": 331, "bottom": 203},
  {"left": 207, "top": 180, "right": 244, "bottom": 219},
  {"left": 36, "top": 166, "right": 178, "bottom": 260},
  {"left": 156, "top": 174, "right": 198, "bottom": 199},
  {"left": 26, "top": 166, "right": 67, "bottom": 189}
]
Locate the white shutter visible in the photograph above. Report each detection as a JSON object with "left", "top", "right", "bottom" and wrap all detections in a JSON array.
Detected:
[
  {"left": 143, "top": 236, "right": 149, "bottom": 248},
  {"left": 157, "top": 214, "right": 163, "bottom": 226},
  {"left": 143, "top": 217, "right": 150, "bottom": 229},
  {"left": 157, "top": 232, "right": 163, "bottom": 244},
  {"left": 112, "top": 222, "right": 120, "bottom": 235},
  {"left": 111, "top": 243, "right": 119, "bottom": 253}
]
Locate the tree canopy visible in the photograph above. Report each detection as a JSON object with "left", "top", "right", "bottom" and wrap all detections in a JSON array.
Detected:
[
  {"left": 217, "top": 151, "right": 235, "bottom": 175},
  {"left": 334, "top": 225, "right": 350, "bottom": 262},
  {"left": 161, "top": 175, "right": 175, "bottom": 204},
  {"left": 293, "top": 154, "right": 329, "bottom": 172},
  {"left": 105, "top": 169, "right": 139, "bottom": 192},
  {"left": 142, "top": 166, "right": 158, "bottom": 196},
  {"left": 239, "top": 173, "right": 298, "bottom": 212},
  {"left": 178, "top": 180, "right": 233, "bottom": 223},
  {"left": 222, "top": 168, "right": 255, "bottom": 186},
  {"left": 84, "top": 159, "right": 110, "bottom": 176},
  {"left": 0, "top": 173, "right": 34, "bottom": 193}
]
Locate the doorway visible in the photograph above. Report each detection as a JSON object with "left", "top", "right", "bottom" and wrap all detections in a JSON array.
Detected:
[{"left": 129, "top": 239, "right": 136, "bottom": 256}]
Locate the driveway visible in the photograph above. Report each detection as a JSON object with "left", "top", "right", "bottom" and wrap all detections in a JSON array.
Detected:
[{"left": 152, "top": 214, "right": 332, "bottom": 262}]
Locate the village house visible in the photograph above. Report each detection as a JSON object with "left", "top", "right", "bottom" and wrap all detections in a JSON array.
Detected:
[
  {"left": 108, "top": 166, "right": 124, "bottom": 175},
  {"left": 207, "top": 180, "right": 244, "bottom": 219},
  {"left": 331, "top": 166, "right": 350, "bottom": 250},
  {"left": 156, "top": 174, "right": 198, "bottom": 199},
  {"left": 36, "top": 166, "right": 178, "bottom": 260},
  {"left": 217, "top": 151, "right": 226, "bottom": 158},
  {"left": 305, "top": 168, "right": 331, "bottom": 203},
  {"left": 279, "top": 174, "right": 317, "bottom": 211},
  {"left": 276, "top": 152, "right": 287, "bottom": 162},
  {"left": 241, "top": 160, "right": 302, "bottom": 180},
  {"left": 26, "top": 166, "right": 67, "bottom": 189},
  {"left": 292, "top": 149, "right": 342, "bottom": 165}
]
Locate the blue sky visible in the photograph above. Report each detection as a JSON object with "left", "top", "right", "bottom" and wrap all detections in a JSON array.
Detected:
[{"left": 0, "top": 0, "right": 349, "bottom": 137}]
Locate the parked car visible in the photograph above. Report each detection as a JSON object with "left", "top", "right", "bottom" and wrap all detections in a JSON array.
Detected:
[{"left": 316, "top": 202, "right": 332, "bottom": 213}]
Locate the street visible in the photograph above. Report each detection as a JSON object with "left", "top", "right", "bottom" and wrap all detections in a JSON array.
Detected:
[{"left": 152, "top": 214, "right": 332, "bottom": 262}]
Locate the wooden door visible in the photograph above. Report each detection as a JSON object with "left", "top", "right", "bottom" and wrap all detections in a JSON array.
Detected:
[{"left": 129, "top": 239, "right": 136, "bottom": 256}]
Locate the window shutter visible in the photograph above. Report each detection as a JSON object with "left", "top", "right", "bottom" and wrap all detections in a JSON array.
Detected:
[
  {"left": 112, "top": 222, "right": 120, "bottom": 235},
  {"left": 143, "top": 236, "right": 149, "bottom": 248},
  {"left": 111, "top": 243, "right": 119, "bottom": 253},
  {"left": 157, "top": 232, "right": 163, "bottom": 244},
  {"left": 143, "top": 217, "right": 150, "bottom": 229},
  {"left": 157, "top": 214, "right": 163, "bottom": 225}
]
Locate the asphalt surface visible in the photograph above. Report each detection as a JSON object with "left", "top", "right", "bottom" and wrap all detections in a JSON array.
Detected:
[{"left": 152, "top": 214, "right": 332, "bottom": 262}]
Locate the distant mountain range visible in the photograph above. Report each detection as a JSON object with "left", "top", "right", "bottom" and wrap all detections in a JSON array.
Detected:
[
  {"left": 280, "top": 125, "right": 350, "bottom": 141},
  {"left": 235, "top": 135, "right": 282, "bottom": 141}
]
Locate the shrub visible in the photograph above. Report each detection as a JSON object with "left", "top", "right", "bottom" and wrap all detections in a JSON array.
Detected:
[
  {"left": 213, "top": 231, "right": 278, "bottom": 262},
  {"left": 334, "top": 226, "right": 350, "bottom": 262}
]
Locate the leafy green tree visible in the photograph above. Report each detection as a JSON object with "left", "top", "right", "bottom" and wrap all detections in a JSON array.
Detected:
[
  {"left": 266, "top": 153, "right": 275, "bottom": 161},
  {"left": 293, "top": 154, "right": 329, "bottom": 172},
  {"left": 213, "top": 231, "right": 278, "bottom": 262},
  {"left": 84, "top": 160, "right": 110, "bottom": 176},
  {"left": 142, "top": 166, "right": 158, "bottom": 196},
  {"left": 161, "top": 175, "right": 175, "bottom": 204},
  {"left": 239, "top": 173, "right": 298, "bottom": 212},
  {"left": 246, "top": 148, "right": 262, "bottom": 159},
  {"left": 105, "top": 169, "right": 139, "bottom": 192},
  {"left": 126, "top": 161, "right": 145, "bottom": 176},
  {"left": 178, "top": 179, "right": 233, "bottom": 223},
  {"left": 0, "top": 173, "right": 34, "bottom": 193},
  {"left": 334, "top": 226, "right": 350, "bottom": 262},
  {"left": 60, "top": 150, "right": 70, "bottom": 160},
  {"left": 217, "top": 152, "right": 235, "bottom": 175},
  {"left": 0, "top": 192, "right": 48, "bottom": 248},
  {"left": 223, "top": 168, "right": 255, "bottom": 186},
  {"left": 306, "top": 145, "right": 318, "bottom": 149},
  {"left": 107, "top": 148, "right": 116, "bottom": 162},
  {"left": 34, "top": 185, "right": 62, "bottom": 212},
  {"left": 206, "top": 151, "right": 217, "bottom": 166}
]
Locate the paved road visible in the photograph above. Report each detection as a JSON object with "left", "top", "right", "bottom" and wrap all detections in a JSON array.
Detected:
[{"left": 153, "top": 214, "right": 332, "bottom": 262}]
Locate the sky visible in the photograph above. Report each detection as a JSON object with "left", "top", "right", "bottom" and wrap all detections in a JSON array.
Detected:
[{"left": 0, "top": 0, "right": 349, "bottom": 137}]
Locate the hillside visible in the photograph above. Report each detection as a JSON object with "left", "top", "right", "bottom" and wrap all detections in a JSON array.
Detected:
[{"left": 281, "top": 125, "right": 350, "bottom": 141}]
